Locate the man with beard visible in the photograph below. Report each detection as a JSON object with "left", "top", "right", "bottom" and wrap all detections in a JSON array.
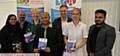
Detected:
[
  {"left": 34, "top": 12, "right": 60, "bottom": 56},
  {"left": 17, "top": 11, "right": 31, "bottom": 52},
  {"left": 87, "top": 9, "right": 116, "bottom": 56}
]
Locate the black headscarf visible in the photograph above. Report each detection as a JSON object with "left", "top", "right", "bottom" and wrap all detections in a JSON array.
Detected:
[
  {"left": 1, "top": 14, "right": 21, "bottom": 43},
  {"left": 6, "top": 14, "right": 17, "bottom": 26},
  {"left": 4, "top": 14, "right": 19, "bottom": 32},
  {"left": 0, "top": 14, "right": 21, "bottom": 52}
]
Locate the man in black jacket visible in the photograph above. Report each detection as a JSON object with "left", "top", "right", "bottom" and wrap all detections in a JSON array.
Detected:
[
  {"left": 52, "top": 5, "right": 72, "bottom": 56},
  {"left": 34, "top": 12, "right": 60, "bottom": 56},
  {"left": 17, "top": 11, "right": 31, "bottom": 52},
  {"left": 87, "top": 9, "right": 116, "bottom": 56}
]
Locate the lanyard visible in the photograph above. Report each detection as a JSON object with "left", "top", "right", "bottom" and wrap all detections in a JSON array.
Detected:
[{"left": 44, "top": 28, "right": 47, "bottom": 38}]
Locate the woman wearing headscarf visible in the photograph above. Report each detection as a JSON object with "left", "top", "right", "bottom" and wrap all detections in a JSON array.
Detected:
[{"left": 0, "top": 14, "right": 21, "bottom": 53}]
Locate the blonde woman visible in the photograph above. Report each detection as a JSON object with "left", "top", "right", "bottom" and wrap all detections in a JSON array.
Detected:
[{"left": 63, "top": 8, "right": 88, "bottom": 56}]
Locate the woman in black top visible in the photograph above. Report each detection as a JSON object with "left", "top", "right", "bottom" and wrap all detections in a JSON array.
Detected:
[{"left": 0, "top": 14, "right": 21, "bottom": 53}]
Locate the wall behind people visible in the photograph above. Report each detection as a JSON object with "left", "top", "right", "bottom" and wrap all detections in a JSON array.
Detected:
[
  {"left": 81, "top": 0, "right": 120, "bottom": 31},
  {"left": 0, "top": 0, "right": 16, "bottom": 30},
  {"left": 81, "top": 0, "right": 120, "bottom": 56}
]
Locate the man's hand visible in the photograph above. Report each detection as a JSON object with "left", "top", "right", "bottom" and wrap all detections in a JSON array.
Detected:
[{"left": 44, "top": 47, "right": 51, "bottom": 53}]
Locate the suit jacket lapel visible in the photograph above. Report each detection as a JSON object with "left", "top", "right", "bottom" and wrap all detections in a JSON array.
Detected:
[
  {"left": 58, "top": 17, "right": 62, "bottom": 29},
  {"left": 96, "top": 24, "right": 106, "bottom": 41}
]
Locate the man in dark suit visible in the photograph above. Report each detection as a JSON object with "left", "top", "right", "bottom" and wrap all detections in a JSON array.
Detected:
[
  {"left": 87, "top": 9, "right": 116, "bottom": 56},
  {"left": 52, "top": 5, "right": 72, "bottom": 56},
  {"left": 17, "top": 11, "right": 31, "bottom": 52}
]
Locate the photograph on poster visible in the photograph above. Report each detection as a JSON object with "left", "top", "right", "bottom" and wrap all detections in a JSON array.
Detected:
[
  {"left": 56, "top": 0, "right": 66, "bottom": 5},
  {"left": 56, "top": 0, "right": 77, "bottom": 7},
  {"left": 66, "top": 0, "right": 76, "bottom": 6}
]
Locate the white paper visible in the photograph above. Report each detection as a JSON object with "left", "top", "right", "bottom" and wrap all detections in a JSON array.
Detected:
[
  {"left": 66, "top": 39, "right": 76, "bottom": 51},
  {"left": 24, "top": 32, "right": 33, "bottom": 42},
  {"left": 38, "top": 38, "right": 48, "bottom": 50}
]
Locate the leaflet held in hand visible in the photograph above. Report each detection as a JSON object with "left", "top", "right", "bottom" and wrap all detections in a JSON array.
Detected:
[
  {"left": 24, "top": 32, "right": 33, "bottom": 42},
  {"left": 38, "top": 38, "right": 47, "bottom": 50},
  {"left": 66, "top": 39, "right": 76, "bottom": 51}
]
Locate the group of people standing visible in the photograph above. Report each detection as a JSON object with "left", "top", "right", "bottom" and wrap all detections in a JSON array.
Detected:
[{"left": 0, "top": 5, "right": 116, "bottom": 56}]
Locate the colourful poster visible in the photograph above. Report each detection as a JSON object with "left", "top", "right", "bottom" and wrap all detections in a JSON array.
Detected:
[
  {"left": 17, "top": 0, "right": 44, "bottom": 23},
  {"left": 56, "top": 0, "right": 78, "bottom": 8},
  {"left": 17, "top": 7, "right": 44, "bottom": 22}
]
